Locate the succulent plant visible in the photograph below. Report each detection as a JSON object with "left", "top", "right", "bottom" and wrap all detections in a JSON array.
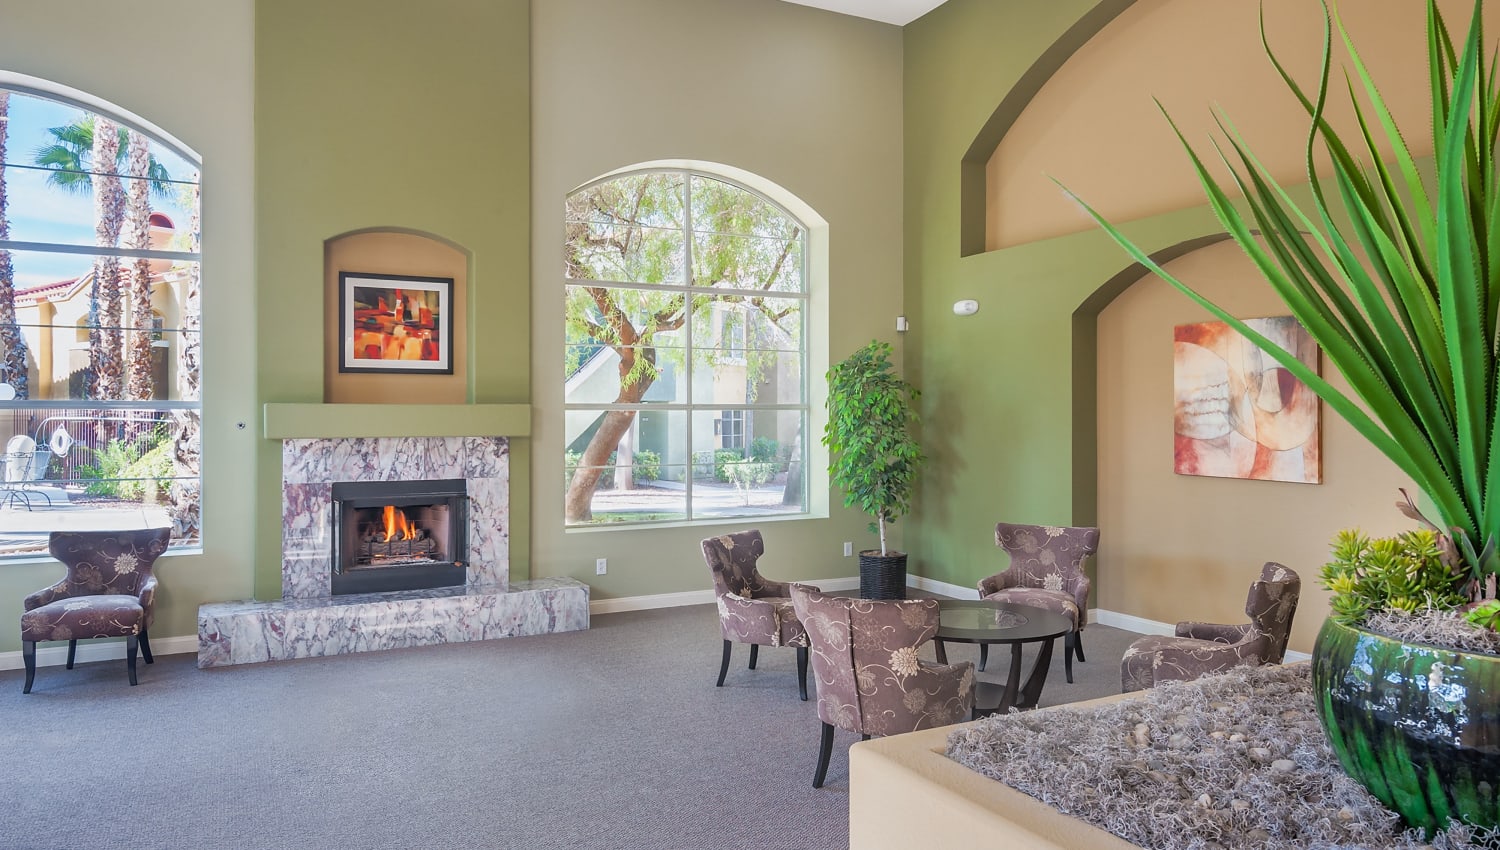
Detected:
[
  {"left": 1465, "top": 598, "right": 1500, "bottom": 631},
  {"left": 1320, "top": 528, "right": 1469, "bottom": 626}
]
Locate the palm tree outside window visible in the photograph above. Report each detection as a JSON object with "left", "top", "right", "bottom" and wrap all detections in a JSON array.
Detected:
[{"left": 0, "top": 78, "right": 202, "bottom": 555}]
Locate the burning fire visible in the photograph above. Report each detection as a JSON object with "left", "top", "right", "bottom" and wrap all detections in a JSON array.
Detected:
[{"left": 382, "top": 505, "right": 418, "bottom": 541}]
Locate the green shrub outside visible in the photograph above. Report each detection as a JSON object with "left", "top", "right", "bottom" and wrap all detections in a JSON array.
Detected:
[
  {"left": 78, "top": 433, "right": 174, "bottom": 502},
  {"left": 713, "top": 449, "right": 743, "bottom": 482},
  {"left": 565, "top": 448, "right": 661, "bottom": 488},
  {"left": 749, "top": 437, "right": 780, "bottom": 463}
]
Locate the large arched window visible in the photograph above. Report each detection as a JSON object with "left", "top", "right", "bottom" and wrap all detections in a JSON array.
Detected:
[
  {"left": 0, "top": 77, "right": 201, "bottom": 555},
  {"left": 564, "top": 169, "right": 809, "bottom": 526}
]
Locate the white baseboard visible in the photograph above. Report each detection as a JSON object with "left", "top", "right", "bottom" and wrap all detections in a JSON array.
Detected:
[
  {"left": 1092, "top": 609, "right": 1176, "bottom": 636},
  {"left": 588, "top": 580, "right": 1325, "bottom": 666},
  {"left": 589, "top": 575, "right": 861, "bottom": 616},
  {"left": 0, "top": 633, "right": 198, "bottom": 671},
  {"left": 1091, "top": 608, "right": 1312, "bottom": 662},
  {"left": 905, "top": 575, "right": 973, "bottom": 599}
]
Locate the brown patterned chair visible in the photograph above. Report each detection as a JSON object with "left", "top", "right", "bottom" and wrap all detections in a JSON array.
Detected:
[
  {"left": 1120, "top": 562, "right": 1301, "bottom": 693},
  {"left": 791, "top": 585, "right": 974, "bottom": 788},
  {"left": 20, "top": 527, "right": 171, "bottom": 693},
  {"left": 701, "top": 529, "right": 816, "bottom": 700},
  {"left": 978, "top": 522, "right": 1100, "bottom": 684}
]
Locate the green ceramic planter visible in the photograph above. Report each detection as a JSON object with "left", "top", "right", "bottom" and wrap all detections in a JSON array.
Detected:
[{"left": 1311, "top": 617, "right": 1500, "bottom": 834}]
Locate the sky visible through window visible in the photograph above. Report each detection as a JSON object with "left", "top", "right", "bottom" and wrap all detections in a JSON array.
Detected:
[{"left": 4, "top": 91, "right": 198, "bottom": 290}]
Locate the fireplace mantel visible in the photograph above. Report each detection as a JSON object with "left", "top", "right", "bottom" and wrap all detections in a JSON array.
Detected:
[
  {"left": 262, "top": 402, "right": 531, "bottom": 439},
  {"left": 197, "top": 424, "right": 590, "bottom": 667}
]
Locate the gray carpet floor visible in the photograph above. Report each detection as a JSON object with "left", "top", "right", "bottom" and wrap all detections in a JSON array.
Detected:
[{"left": 0, "top": 602, "right": 1141, "bottom": 850}]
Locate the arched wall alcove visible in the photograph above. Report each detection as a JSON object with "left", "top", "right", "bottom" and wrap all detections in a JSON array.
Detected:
[
  {"left": 967, "top": 0, "right": 1500, "bottom": 255},
  {"left": 1074, "top": 235, "right": 1411, "bottom": 650},
  {"left": 957, "top": 0, "right": 1135, "bottom": 257},
  {"left": 323, "top": 227, "right": 473, "bottom": 404}
]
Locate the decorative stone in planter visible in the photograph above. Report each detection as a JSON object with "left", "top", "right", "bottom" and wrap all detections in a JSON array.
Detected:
[
  {"left": 1312, "top": 617, "right": 1500, "bottom": 834},
  {"left": 945, "top": 664, "right": 1497, "bottom": 849}
]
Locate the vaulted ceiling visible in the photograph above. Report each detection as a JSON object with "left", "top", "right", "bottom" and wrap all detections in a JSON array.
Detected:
[{"left": 775, "top": 0, "right": 948, "bottom": 26}]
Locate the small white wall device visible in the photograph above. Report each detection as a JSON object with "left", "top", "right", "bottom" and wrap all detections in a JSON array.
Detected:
[{"left": 953, "top": 299, "right": 980, "bottom": 316}]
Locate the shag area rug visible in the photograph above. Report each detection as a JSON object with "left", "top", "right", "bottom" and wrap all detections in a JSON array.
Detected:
[{"left": 946, "top": 665, "right": 1498, "bottom": 850}]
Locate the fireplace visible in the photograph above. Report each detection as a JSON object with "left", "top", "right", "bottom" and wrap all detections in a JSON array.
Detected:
[{"left": 331, "top": 479, "right": 467, "bottom": 595}]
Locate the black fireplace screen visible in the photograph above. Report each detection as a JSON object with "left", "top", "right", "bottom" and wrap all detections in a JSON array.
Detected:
[{"left": 331, "top": 479, "right": 467, "bottom": 595}]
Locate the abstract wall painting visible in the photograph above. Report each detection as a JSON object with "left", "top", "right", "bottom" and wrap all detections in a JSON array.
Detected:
[
  {"left": 1173, "top": 316, "right": 1321, "bottom": 483},
  {"left": 338, "top": 272, "right": 453, "bottom": 374}
]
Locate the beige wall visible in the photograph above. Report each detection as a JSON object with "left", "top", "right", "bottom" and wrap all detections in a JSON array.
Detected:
[
  {"left": 986, "top": 0, "right": 1500, "bottom": 249},
  {"left": 532, "top": 0, "right": 905, "bottom": 596},
  {"left": 324, "top": 231, "right": 469, "bottom": 405},
  {"left": 1095, "top": 239, "right": 1412, "bottom": 654},
  {"left": 0, "top": 0, "right": 256, "bottom": 651}
]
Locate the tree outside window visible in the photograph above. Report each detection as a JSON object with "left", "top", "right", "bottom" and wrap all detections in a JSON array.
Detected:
[{"left": 563, "top": 169, "right": 808, "bottom": 526}]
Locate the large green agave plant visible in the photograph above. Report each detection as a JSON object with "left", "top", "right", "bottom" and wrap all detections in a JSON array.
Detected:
[{"left": 1069, "top": 0, "right": 1500, "bottom": 597}]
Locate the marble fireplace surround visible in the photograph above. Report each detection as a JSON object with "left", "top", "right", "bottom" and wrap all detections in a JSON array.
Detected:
[
  {"left": 280, "top": 435, "right": 511, "bottom": 599},
  {"left": 197, "top": 428, "right": 589, "bottom": 667}
]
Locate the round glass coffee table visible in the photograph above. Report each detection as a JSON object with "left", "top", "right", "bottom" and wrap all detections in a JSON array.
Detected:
[{"left": 934, "top": 599, "right": 1072, "bottom": 717}]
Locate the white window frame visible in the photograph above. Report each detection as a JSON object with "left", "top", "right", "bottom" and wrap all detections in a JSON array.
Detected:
[
  {"left": 0, "top": 74, "right": 202, "bottom": 557},
  {"left": 563, "top": 167, "right": 811, "bottom": 528}
]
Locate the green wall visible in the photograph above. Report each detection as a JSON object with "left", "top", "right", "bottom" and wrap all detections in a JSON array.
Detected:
[
  {"left": 902, "top": 0, "right": 1236, "bottom": 589},
  {"left": 0, "top": 1, "right": 257, "bottom": 654},
  {"left": 254, "top": 0, "right": 534, "bottom": 598}
]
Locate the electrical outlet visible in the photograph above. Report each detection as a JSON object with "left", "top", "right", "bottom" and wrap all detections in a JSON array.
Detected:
[
  {"left": 596, "top": 558, "right": 608, "bottom": 575},
  {"left": 843, "top": 541, "right": 853, "bottom": 557}
]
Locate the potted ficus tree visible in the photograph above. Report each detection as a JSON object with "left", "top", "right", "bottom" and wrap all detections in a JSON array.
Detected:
[
  {"left": 824, "top": 340, "right": 924, "bottom": 599},
  {"left": 1074, "top": 0, "right": 1500, "bottom": 833}
]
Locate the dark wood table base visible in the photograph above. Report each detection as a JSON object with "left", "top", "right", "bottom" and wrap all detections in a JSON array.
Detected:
[{"left": 935, "top": 636, "right": 1058, "bottom": 717}]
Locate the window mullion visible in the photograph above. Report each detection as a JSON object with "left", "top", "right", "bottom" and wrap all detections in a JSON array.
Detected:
[
  {"left": 564, "top": 168, "right": 811, "bottom": 528},
  {"left": 682, "top": 170, "right": 695, "bottom": 520}
]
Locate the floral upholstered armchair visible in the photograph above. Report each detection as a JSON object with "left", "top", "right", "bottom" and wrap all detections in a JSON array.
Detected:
[
  {"left": 1120, "top": 562, "right": 1301, "bottom": 693},
  {"left": 791, "top": 585, "right": 974, "bottom": 788},
  {"left": 701, "top": 529, "right": 816, "bottom": 701},
  {"left": 978, "top": 522, "right": 1100, "bottom": 683},
  {"left": 20, "top": 527, "right": 172, "bottom": 693}
]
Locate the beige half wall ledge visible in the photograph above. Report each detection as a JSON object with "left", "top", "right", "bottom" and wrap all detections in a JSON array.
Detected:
[
  {"left": 262, "top": 403, "right": 532, "bottom": 439},
  {"left": 850, "top": 692, "right": 1139, "bottom": 850}
]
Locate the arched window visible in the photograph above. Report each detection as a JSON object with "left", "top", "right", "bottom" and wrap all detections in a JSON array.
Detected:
[
  {"left": 563, "top": 169, "right": 809, "bottom": 526},
  {"left": 0, "top": 77, "right": 201, "bottom": 553}
]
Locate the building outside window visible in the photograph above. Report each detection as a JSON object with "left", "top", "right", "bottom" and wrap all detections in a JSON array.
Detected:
[
  {"left": 563, "top": 169, "right": 808, "bottom": 526},
  {"left": 0, "top": 80, "right": 202, "bottom": 557}
]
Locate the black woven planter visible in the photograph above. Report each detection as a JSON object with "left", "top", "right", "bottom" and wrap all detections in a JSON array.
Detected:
[{"left": 859, "top": 552, "right": 907, "bottom": 599}]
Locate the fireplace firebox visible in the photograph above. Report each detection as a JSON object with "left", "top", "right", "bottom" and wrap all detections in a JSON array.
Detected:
[{"left": 331, "top": 479, "right": 467, "bottom": 595}]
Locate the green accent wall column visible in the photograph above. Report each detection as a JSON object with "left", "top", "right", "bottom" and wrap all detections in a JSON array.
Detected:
[
  {"left": 255, "top": 0, "right": 532, "bottom": 599},
  {"left": 902, "top": 0, "right": 1231, "bottom": 589}
]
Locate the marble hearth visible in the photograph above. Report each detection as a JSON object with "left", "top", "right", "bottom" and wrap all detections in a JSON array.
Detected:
[{"left": 197, "top": 435, "right": 588, "bottom": 667}]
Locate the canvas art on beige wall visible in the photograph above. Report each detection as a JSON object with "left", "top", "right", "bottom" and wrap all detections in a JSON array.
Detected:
[{"left": 1173, "top": 317, "right": 1321, "bottom": 484}]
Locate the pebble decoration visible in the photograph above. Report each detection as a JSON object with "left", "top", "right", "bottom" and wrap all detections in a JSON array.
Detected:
[{"left": 945, "top": 665, "right": 1499, "bottom": 850}]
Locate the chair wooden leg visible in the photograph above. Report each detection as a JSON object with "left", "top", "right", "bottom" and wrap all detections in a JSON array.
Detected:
[
  {"left": 813, "top": 722, "right": 835, "bottom": 788},
  {"left": 139, "top": 627, "right": 154, "bottom": 664},
  {"left": 748, "top": 644, "right": 759, "bottom": 670},
  {"left": 796, "top": 645, "right": 809, "bottom": 702},
  {"left": 1064, "top": 631, "right": 1075, "bottom": 684},
  {"left": 22, "top": 641, "right": 36, "bottom": 694},
  {"left": 1073, "top": 631, "right": 1086, "bottom": 662},
  {"left": 126, "top": 635, "right": 139, "bottom": 686},
  {"left": 716, "top": 640, "right": 732, "bottom": 687},
  {"left": 979, "top": 643, "right": 988, "bottom": 672},
  {"left": 65, "top": 639, "right": 77, "bottom": 670}
]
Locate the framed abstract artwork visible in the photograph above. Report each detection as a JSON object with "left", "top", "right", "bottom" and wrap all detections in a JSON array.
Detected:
[
  {"left": 1173, "top": 316, "right": 1321, "bottom": 484},
  {"left": 338, "top": 272, "right": 453, "bottom": 374}
]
